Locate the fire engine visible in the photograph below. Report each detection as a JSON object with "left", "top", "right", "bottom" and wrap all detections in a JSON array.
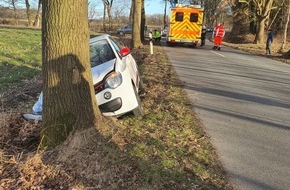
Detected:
[{"left": 166, "top": 0, "right": 204, "bottom": 47}]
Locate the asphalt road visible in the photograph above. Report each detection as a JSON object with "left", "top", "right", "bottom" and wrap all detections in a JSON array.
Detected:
[{"left": 162, "top": 40, "right": 290, "bottom": 190}]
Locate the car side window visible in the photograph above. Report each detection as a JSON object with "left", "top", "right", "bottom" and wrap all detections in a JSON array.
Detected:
[{"left": 90, "top": 39, "right": 116, "bottom": 67}]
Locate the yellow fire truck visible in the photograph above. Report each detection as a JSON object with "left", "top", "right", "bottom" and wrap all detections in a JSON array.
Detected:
[{"left": 166, "top": 3, "right": 204, "bottom": 47}]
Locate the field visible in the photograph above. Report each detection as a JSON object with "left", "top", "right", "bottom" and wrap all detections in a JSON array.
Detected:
[
  {"left": 0, "top": 27, "right": 42, "bottom": 93},
  {"left": 0, "top": 27, "right": 234, "bottom": 189}
]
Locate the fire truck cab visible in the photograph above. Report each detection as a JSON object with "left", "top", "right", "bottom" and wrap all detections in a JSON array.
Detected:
[{"left": 166, "top": 2, "right": 204, "bottom": 47}]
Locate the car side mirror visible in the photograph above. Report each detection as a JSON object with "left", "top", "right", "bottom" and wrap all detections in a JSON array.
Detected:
[{"left": 120, "top": 47, "right": 130, "bottom": 57}]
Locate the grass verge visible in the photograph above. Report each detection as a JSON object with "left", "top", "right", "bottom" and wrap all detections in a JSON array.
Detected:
[
  {"left": 0, "top": 28, "right": 232, "bottom": 189},
  {"left": 0, "top": 27, "right": 42, "bottom": 92}
]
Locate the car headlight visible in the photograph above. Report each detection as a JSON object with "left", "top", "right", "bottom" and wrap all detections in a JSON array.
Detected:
[{"left": 105, "top": 72, "right": 122, "bottom": 89}]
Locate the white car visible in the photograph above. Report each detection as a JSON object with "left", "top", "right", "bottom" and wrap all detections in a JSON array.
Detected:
[
  {"left": 28, "top": 34, "right": 144, "bottom": 118},
  {"left": 90, "top": 34, "right": 144, "bottom": 117}
]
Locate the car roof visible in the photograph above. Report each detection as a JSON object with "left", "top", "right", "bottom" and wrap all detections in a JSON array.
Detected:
[{"left": 90, "top": 34, "right": 111, "bottom": 44}]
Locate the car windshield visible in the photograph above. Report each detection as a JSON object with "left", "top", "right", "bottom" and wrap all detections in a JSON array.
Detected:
[{"left": 90, "top": 39, "right": 116, "bottom": 67}]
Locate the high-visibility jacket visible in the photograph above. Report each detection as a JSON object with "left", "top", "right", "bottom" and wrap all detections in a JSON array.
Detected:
[
  {"left": 214, "top": 25, "right": 225, "bottom": 38},
  {"left": 154, "top": 31, "right": 161, "bottom": 38}
]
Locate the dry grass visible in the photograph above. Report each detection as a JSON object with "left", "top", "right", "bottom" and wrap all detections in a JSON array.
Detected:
[
  {"left": 224, "top": 33, "right": 290, "bottom": 64},
  {"left": 0, "top": 38, "right": 232, "bottom": 189},
  {"left": 1, "top": 28, "right": 288, "bottom": 189}
]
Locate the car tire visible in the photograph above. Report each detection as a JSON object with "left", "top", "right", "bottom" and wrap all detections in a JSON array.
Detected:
[
  {"left": 132, "top": 85, "right": 145, "bottom": 117},
  {"left": 138, "top": 76, "right": 145, "bottom": 93},
  {"left": 119, "top": 31, "right": 125, "bottom": 36}
]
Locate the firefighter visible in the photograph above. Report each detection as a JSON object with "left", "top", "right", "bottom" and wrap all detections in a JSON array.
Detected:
[{"left": 212, "top": 23, "right": 225, "bottom": 50}]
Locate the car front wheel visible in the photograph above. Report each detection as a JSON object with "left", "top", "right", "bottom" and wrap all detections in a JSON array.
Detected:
[{"left": 132, "top": 85, "right": 145, "bottom": 117}]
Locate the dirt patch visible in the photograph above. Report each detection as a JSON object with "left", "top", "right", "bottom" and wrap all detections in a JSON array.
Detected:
[
  {"left": 0, "top": 41, "right": 152, "bottom": 189},
  {"left": 1, "top": 76, "right": 42, "bottom": 112}
]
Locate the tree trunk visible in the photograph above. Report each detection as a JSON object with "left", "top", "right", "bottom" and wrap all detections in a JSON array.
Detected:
[
  {"left": 41, "top": 0, "right": 102, "bottom": 149},
  {"left": 140, "top": 0, "right": 145, "bottom": 42},
  {"left": 25, "top": 0, "right": 32, "bottom": 26},
  {"left": 254, "top": 17, "right": 266, "bottom": 44},
  {"left": 164, "top": 0, "right": 167, "bottom": 27},
  {"left": 132, "top": 0, "right": 142, "bottom": 49},
  {"left": 107, "top": 3, "right": 113, "bottom": 31},
  {"left": 33, "top": 0, "right": 42, "bottom": 27},
  {"left": 129, "top": 0, "right": 134, "bottom": 24},
  {"left": 253, "top": 0, "right": 274, "bottom": 44},
  {"left": 280, "top": 0, "right": 290, "bottom": 51},
  {"left": 11, "top": 0, "right": 18, "bottom": 26},
  {"left": 102, "top": 2, "right": 107, "bottom": 32}
]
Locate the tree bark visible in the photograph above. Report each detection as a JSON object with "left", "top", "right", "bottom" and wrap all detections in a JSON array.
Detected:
[
  {"left": 132, "top": 0, "right": 142, "bottom": 49},
  {"left": 41, "top": 0, "right": 102, "bottom": 149}
]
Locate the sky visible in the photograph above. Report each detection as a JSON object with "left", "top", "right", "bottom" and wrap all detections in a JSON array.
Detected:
[
  {"left": 145, "top": 1, "right": 169, "bottom": 15},
  {"left": 93, "top": 0, "right": 169, "bottom": 17}
]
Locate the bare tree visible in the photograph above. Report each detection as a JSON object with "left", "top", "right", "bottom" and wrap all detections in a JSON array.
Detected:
[
  {"left": 41, "top": 0, "right": 102, "bottom": 148},
  {"left": 113, "top": 1, "right": 130, "bottom": 15},
  {"left": 24, "top": 0, "right": 32, "bottom": 26},
  {"left": 252, "top": 0, "right": 274, "bottom": 44},
  {"left": 204, "top": 0, "right": 222, "bottom": 28},
  {"left": 88, "top": 1, "right": 97, "bottom": 20},
  {"left": 129, "top": 0, "right": 134, "bottom": 24},
  {"left": 140, "top": 0, "right": 145, "bottom": 41},
  {"left": 230, "top": 0, "right": 250, "bottom": 37},
  {"left": 8, "top": 0, "right": 19, "bottom": 25},
  {"left": 163, "top": 0, "right": 168, "bottom": 27},
  {"left": 102, "top": 0, "right": 113, "bottom": 31},
  {"left": 33, "top": 0, "right": 41, "bottom": 27},
  {"left": 102, "top": 0, "right": 107, "bottom": 31}
]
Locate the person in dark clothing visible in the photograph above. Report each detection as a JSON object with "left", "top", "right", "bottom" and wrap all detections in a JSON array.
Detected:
[
  {"left": 200, "top": 26, "right": 206, "bottom": 46},
  {"left": 266, "top": 29, "right": 274, "bottom": 55}
]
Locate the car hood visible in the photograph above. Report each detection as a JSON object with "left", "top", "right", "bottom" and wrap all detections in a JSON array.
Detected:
[{"left": 91, "top": 59, "right": 116, "bottom": 84}]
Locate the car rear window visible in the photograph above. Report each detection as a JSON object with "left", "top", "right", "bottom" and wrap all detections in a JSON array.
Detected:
[{"left": 90, "top": 39, "right": 116, "bottom": 67}]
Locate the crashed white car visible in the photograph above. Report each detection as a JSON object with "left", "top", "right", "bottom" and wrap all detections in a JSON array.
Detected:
[
  {"left": 90, "top": 34, "right": 144, "bottom": 116},
  {"left": 27, "top": 34, "right": 144, "bottom": 119}
]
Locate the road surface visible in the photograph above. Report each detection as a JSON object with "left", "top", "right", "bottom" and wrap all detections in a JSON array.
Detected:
[{"left": 163, "top": 40, "right": 290, "bottom": 190}]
